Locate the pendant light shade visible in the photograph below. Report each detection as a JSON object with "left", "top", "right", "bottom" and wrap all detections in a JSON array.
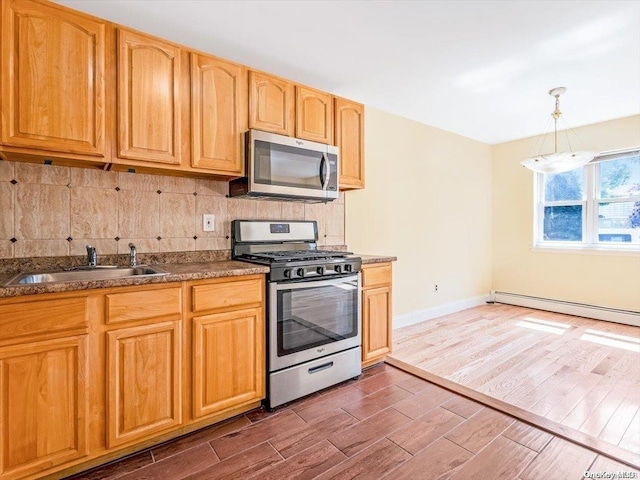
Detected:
[{"left": 521, "top": 87, "right": 597, "bottom": 174}]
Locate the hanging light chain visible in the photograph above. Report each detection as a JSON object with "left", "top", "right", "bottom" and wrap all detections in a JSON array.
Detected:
[{"left": 552, "top": 92, "right": 562, "bottom": 153}]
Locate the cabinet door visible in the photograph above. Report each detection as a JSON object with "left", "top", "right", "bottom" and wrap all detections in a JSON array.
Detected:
[
  {"left": 0, "top": 336, "right": 88, "bottom": 480},
  {"left": 0, "top": 0, "right": 106, "bottom": 157},
  {"left": 191, "top": 54, "right": 247, "bottom": 174},
  {"left": 192, "top": 307, "right": 264, "bottom": 419},
  {"left": 296, "top": 86, "right": 333, "bottom": 144},
  {"left": 335, "top": 97, "right": 364, "bottom": 189},
  {"left": 117, "top": 28, "right": 181, "bottom": 165},
  {"left": 106, "top": 321, "right": 182, "bottom": 448},
  {"left": 248, "top": 71, "right": 294, "bottom": 137},
  {"left": 362, "top": 286, "right": 392, "bottom": 363}
]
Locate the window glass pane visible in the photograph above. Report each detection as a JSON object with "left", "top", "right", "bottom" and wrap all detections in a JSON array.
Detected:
[
  {"left": 598, "top": 201, "right": 640, "bottom": 243},
  {"left": 599, "top": 155, "right": 640, "bottom": 199},
  {"left": 543, "top": 205, "right": 582, "bottom": 241},
  {"left": 544, "top": 169, "right": 583, "bottom": 202}
]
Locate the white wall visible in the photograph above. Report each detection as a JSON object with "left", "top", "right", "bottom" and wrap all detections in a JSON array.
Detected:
[
  {"left": 346, "top": 107, "right": 493, "bottom": 321},
  {"left": 492, "top": 115, "right": 640, "bottom": 311}
]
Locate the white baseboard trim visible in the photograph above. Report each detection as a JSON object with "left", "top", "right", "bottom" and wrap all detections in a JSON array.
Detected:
[
  {"left": 493, "top": 291, "right": 640, "bottom": 327},
  {"left": 393, "top": 294, "right": 489, "bottom": 330}
]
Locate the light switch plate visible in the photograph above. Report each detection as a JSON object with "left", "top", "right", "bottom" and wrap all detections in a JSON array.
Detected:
[{"left": 203, "top": 214, "right": 215, "bottom": 232}]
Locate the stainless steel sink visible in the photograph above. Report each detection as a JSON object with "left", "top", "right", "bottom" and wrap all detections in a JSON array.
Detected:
[{"left": 4, "top": 265, "right": 169, "bottom": 286}]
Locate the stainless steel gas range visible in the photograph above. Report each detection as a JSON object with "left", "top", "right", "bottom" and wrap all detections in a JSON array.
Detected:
[{"left": 232, "top": 220, "right": 362, "bottom": 408}]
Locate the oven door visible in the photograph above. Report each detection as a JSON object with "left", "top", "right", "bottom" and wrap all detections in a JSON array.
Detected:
[
  {"left": 249, "top": 129, "right": 339, "bottom": 200},
  {"left": 268, "top": 274, "right": 361, "bottom": 372}
]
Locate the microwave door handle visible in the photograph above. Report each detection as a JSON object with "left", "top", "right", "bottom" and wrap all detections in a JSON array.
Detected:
[{"left": 320, "top": 153, "right": 330, "bottom": 189}]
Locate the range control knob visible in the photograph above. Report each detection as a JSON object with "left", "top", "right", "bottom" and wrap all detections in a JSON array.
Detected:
[
  {"left": 296, "top": 268, "right": 305, "bottom": 278},
  {"left": 316, "top": 266, "right": 325, "bottom": 275},
  {"left": 283, "top": 269, "right": 292, "bottom": 278},
  {"left": 344, "top": 264, "right": 353, "bottom": 272},
  {"left": 335, "top": 265, "right": 342, "bottom": 274}
]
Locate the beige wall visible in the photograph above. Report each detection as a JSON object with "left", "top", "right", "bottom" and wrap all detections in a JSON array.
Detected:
[
  {"left": 346, "top": 107, "right": 493, "bottom": 318},
  {"left": 0, "top": 161, "right": 345, "bottom": 259},
  {"left": 492, "top": 115, "right": 640, "bottom": 311}
]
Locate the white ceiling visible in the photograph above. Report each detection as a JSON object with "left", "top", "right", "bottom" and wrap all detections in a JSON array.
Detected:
[{"left": 55, "top": 0, "right": 640, "bottom": 145}]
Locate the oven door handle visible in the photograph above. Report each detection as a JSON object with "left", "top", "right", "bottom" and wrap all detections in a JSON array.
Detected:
[{"left": 272, "top": 274, "right": 359, "bottom": 291}]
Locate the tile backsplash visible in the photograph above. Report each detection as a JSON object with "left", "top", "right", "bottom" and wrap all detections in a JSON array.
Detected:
[{"left": 0, "top": 161, "right": 345, "bottom": 259}]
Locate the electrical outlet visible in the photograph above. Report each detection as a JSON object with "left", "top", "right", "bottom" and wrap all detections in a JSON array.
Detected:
[
  {"left": 203, "top": 214, "right": 215, "bottom": 232},
  {"left": 434, "top": 284, "right": 439, "bottom": 293}
]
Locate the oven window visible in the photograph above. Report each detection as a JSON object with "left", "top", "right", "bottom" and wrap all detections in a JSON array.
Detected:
[
  {"left": 276, "top": 279, "right": 359, "bottom": 356},
  {"left": 254, "top": 140, "right": 324, "bottom": 189}
]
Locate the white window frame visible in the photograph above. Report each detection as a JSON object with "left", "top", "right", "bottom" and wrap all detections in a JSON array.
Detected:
[{"left": 532, "top": 147, "right": 640, "bottom": 256}]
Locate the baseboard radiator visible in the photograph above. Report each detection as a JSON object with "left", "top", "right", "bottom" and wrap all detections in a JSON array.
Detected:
[{"left": 491, "top": 291, "right": 640, "bottom": 327}]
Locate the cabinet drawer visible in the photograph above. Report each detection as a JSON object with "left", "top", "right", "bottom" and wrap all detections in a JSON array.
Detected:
[
  {"left": 106, "top": 286, "right": 182, "bottom": 324},
  {"left": 0, "top": 297, "right": 87, "bottom": 342},
  {"left": 192, "top": 277, "right": 263, "bottom": 313},
  {"left": 361, "top": 264, "right": 392, "bottom": 289}
]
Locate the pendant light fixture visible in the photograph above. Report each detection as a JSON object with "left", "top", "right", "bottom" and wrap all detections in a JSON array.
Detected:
[{"left": 520, "top": 87, "right": 597, "bottom": 174}]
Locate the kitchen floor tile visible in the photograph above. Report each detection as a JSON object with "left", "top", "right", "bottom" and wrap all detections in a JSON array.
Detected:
[
  {"left": 182, "top": 442, "right": 282, "bottom": 480},
  {"left": 151, "top": 415, "right": 251, "bottom": 461},
  {"left": 328, "top": 407, "right": 412, "bottom": 457},
  {"left": 249, "top": 440, "right": 346, "bottom": 480},
  {"left": 65, "top": 364, "right": 629, "bottom": 480},
  {"left": 118, "top": 443, "right": 217, "bottom": 480},
  {"left": 443, "top": 407, "right": 515, "bottom": 454},
  {"left": 64, "top": 451, "right": 153, "bottom": 480},
  {"left": 381, "top": 437, "right": 472, "bottom": 480},
  {"left": 314, "top": 438, "right": 411, "bottom": 480},
  {"left": 387, "top": 406, "right": 465, "bottom": 454},
  {"left": 210, "top": 409, "right": 306, "bottom": 460},
  {"left": 269, "top": 409, "right": 358, "bottom": 458},
  {"left": 292, "top": 384, "right": 367, "bottom": 423},
  {"left": 391, "top": 383, "right": 455, "bottom": 419}
]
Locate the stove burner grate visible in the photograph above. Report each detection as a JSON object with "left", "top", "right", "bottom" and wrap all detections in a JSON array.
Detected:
[{"left": 241, "top": 250, "right": 352, "bottom": 263}]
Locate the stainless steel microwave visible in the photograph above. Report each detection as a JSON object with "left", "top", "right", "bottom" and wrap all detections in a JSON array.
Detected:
[{"left": 229, "top": 129, "right": 339, "bottom": 203}]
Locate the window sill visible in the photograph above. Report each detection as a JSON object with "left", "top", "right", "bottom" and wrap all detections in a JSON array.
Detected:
[{"left": 531, "top": 245, "right": 640, "bottom": 256}]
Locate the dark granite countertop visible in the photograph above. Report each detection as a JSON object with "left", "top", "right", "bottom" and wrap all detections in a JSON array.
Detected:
[
  {"left": 0, "top": 251, "right": 395, "bottom": 299},
  {"left": 0, "top": 261, "right": 269, "bottom": 299}
]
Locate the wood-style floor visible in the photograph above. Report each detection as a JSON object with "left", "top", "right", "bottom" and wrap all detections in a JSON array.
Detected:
[
  {"left": 389, "top": 303, "right": 640, "bottom": 467},
  {"left": 64, "top": 363, "right": 639, "bottom": 480}
]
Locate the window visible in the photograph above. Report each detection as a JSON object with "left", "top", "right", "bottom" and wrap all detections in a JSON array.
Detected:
[{"left": 534, "top": 148, "right": 640, "bottom": 252}]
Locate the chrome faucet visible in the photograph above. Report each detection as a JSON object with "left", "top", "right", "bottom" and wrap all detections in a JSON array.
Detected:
[
  {"left": 128, "top": 243, "right": 138, "bottom": 267},
  {"left": 86, "top": 245, "right": 97, "bottom": 267}
]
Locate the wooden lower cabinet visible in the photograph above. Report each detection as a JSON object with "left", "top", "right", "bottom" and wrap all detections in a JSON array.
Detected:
[
  {"left": 188, "top": 275, "right": 265, "bottom": 421},
  {"left": 192, "top": 307, "right": 264, "bottom": 418},
  {"left": 106, "top": 320, "right": 182, "bottom": 448},
  {"left": 0, "top": 274, "right": 266, "bottom": 479},
  {"left": 361, "top": 263, "right": 393, "bottom": 367},
  {"left": 0, "top": 335, "right": 89, "bottom": 480}
]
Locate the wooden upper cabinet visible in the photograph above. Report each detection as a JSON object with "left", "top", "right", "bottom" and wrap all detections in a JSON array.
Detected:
[
  {"left": 0, "top": 0, "right": 106, "bottom": 159},
  {"left": 248, "top": 71, "right": 294, "bottom": 137},
  {"left": 191, "top": 54, "right": 247, "bottom": 175},
  {"left": 335, "top": 97, "right": 364, "bottom": 189},
  {"left": 296, "top": 86, "right": 333, "bottom": 144},
  {"left": 116, "top": 28, "right": 181, "bottom": 165},
  {"left": 0, "top": 335, "right": 89, "bottom": 480}
]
